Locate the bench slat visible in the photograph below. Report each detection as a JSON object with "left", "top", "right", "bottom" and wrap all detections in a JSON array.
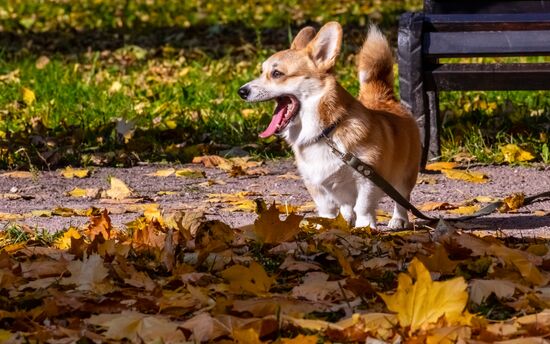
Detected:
[
  {"left": 425, "top": 13, "right": 550, "bottom": 31},
  {"left": 425, "top": 0, "right": 550, "bottom": 14},
  {"left": 424, "top": 31, "right": 550, "bottom": 57},
  {"left": 426, "top": 63, "right": 550, "bottom": 90}
]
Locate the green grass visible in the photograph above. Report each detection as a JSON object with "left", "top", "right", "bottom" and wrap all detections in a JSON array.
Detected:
[{"left": 0, "top": 0, "right": 549, "bottom": 168}]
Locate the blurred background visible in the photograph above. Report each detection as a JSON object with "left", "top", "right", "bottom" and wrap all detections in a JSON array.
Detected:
[{"left": 0, "top": 0, "right": 548, "bottom": 169}]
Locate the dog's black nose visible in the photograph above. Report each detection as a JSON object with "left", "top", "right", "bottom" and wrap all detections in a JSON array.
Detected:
[{"left": 238, "top": 86, "right": 250, "bottom": 100}]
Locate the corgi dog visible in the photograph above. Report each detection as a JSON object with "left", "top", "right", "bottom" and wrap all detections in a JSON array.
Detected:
[{"left": 238, "top": 22, "right": 421, "bottom": 229}]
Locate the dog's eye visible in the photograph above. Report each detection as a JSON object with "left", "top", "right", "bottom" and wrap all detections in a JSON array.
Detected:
[{"left": 271, "top": 69, "right": 284, "bottom": 79}]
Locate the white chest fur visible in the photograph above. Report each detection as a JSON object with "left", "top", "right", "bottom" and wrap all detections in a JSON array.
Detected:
[{"left": 294, "top": 141, "right": 358, "bottom": 205}]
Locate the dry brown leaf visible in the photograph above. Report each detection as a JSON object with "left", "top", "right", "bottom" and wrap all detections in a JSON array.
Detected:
[
  {"left": 60, "top": 254, "right": 113, "bottom": 293},
  {"left": 221, "top": 261, "right": 274, "bottom": 296},
  {"left": 419, "top": 201, "right": 457, "bottom": 211},
  {"left": 469, "top": 279, "right": 517, "bottom": 304},
  {"left": 291, "top": 272, "right": 352, "bottom": 302},
  {"left": 1, "top": 171, "right": 33, "bottom": 178},
  {"left": 87, "top": 311, "right": 185, "bottom": 342},
  {"left": 147, "top": 168, "right": 175, "bottom": 177},
  {"left": 192, "top": 155, "right": 230, "bottom": 168},
  {"left": 253, "top": 203, "right": 303, "bottom": 244}
]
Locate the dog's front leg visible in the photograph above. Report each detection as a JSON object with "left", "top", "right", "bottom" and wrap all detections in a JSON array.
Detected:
[
  {"left": 305, "top": 182, "right": 339, "bottom": 218},
  {"left": 353, "top": 181, "right": 383, "bottom": 229}
]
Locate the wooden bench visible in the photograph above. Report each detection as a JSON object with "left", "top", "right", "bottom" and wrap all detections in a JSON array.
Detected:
[{"left": 397, "top": 0, "right": 550, "bottom": 167}]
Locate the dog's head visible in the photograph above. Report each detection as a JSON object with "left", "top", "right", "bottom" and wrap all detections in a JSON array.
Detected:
[{"left": 238, "top": 22, "right": 343, "bottom": 138}]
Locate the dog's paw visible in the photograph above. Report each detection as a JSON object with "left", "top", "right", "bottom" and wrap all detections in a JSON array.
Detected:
[
  {"left": 388, "top": 217, "right": 410, "bottom": 230},
  {"left": 355, "top": 215, "right": 377, "bottom": 229}
]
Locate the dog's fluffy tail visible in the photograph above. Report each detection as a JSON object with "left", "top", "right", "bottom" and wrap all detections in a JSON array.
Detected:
[{"left": 357, "top": 25, "right": 395, "bottom": 107}]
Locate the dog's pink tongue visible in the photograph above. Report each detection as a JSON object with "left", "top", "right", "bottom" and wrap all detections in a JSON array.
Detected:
[{"left": 259, "top": 101, "right": 286, "bottom": 138}]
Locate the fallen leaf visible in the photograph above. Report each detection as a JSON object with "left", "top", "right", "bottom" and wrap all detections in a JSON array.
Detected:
[
  {"left": 500, "top": 143, "right": 535, "bottom": 163},
  {"left": 469, "top": 279, "right": 517, "bottom": 304},
  {"left": 207, "top": 192, "right": 259, "bottom": 212},
  {"left": 147, "top": 168, "right": 175, "bottom": 177},
  {"left": 442, "top": 169, "right": 489, "bottom": 183},
  {"left": 68, "top": 187, "right": 99, "bottom": 198},
  {"left": 233, "top": 328, "right": 263, "bottom": 344},
  {"left": 192, "top": 155, "right": 229, "bottom": 168},
  {"left": 104, "top": 177, "right": 132, "bottom": 200},
  {"left": 87, "top": 311, "right": 185, "bottom": 342},
  {"left": 1, "top": 171, "right": 33, "bottom": 178},
  {"left": 253, "top": 203, "right": 303, "bottom": 244},
  {"left": 291, "top": 272, "right": 352, "bottom": 302},
  {"left": 417, "top": 245, "right": 459, "bottom": 274},
  {"left": 60, "top": 254, "right": 112, "bottom": 293},
  {"left": 21, "top": 87, "right": 36, "bottom": 105},
  {"left": 490, "top": 245, "right": 548, "bottom": 286},
  {"left": 61, "top": 167, "right": 90, "bottom": 178},
  {"left": 419, "top": 202, "right": 457, "bottom": 211},
  {"left": 35, "top": 55, "right": 50, "bottom": 69},
  {"left": 379, "top": 258, "right": 469, "bottom": 333},
  {"left": 55, "top": 227, "right": 81, "bottom": 250},
  {"left": 221, "top": 261, "right": 274, "bottom": 296},
  {"left": 447, "top": 205, "right": 480, "bottom": 215},
  {"left": 499, "top": 193, "right": 525, "bottom": 213},
  {"left": 279, "top": 334, "right": 319, "bottom": 344},
  {"left": 175, "top": 168, "right": 206, "bottom": 178},
  {"left": 425, "top": 162, "right": 458, "bottom": 171}
]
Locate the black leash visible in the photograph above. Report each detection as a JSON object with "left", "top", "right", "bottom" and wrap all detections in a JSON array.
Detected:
[{"left": 318, "top": 129, "right": 550, "bottom": 222}]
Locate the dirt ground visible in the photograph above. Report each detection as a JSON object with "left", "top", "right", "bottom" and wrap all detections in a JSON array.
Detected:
[{"left": 1, "top": 159, "right": 549, "bottom": 237}]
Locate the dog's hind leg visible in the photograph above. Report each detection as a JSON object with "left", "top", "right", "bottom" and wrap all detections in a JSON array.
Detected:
[{"left": 388, "top": 184, "right": 411, "bottom": 229}]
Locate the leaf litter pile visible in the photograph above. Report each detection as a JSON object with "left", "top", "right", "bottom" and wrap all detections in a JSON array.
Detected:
[{"left": 2, "top": 195, "right": 550, "bottom": 343}]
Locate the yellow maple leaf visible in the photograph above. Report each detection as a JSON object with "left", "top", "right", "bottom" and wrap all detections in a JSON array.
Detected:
[
  {"left": 442, "top": 169, "right": 489, "bottom": 183},
  {"left": 425, "top": 162, "right": 458, "bottom": 171},
  {"left": 61, "top": 167, "right": 90, "bottom": 178},
  {"left": 55, "top": 227, "right": 81, "bottom": 250},
  {"left": 379, "top": 258, "right": 469, "bottom": 333},
  {"left": 221, "top": 261, "right": 274, "bottom": 296},
  {"left": 21, "top": 87, "right": 36, "bottom": 106},
  {"left": 500, "top": 143, "right": 535, "bottom": 163},
  {"left": 104, "top": 177, "right": 132, "bottom": 200},
  {"left": 253, "top": 203, "right": 303, "bottom": 244}
]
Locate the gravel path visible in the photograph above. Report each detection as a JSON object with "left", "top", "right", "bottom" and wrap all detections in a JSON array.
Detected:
[{"left": 1, "top": 159, "right": 549, "bottom": 237}]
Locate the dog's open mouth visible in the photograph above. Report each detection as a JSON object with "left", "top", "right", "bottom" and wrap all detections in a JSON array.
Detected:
[{"left": 259, "top": 96, "right": 300, "bottom": 138}]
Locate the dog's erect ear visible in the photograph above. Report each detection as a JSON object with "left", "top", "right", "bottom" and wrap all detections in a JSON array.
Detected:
[
  {"left": 306, "top": 22, "right": 342, "bottom": 72},
  {"left": 290, "top": 26, "right": 316, "bottom": 50}
]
